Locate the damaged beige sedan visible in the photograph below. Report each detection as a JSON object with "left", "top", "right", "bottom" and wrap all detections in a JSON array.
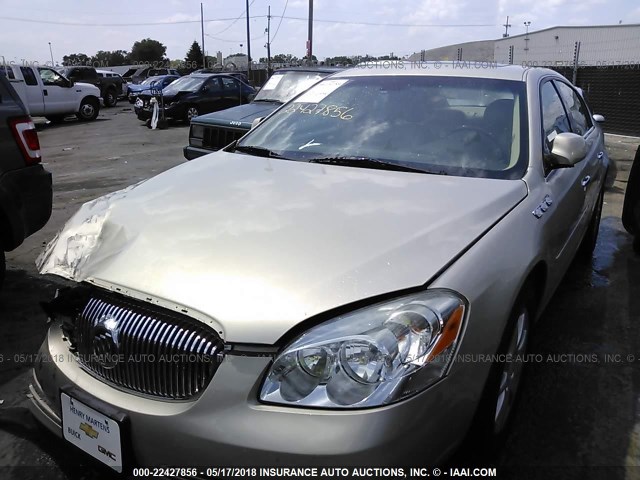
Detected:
[{"left": 30, "top": 63, "right": 608, "bottom": 471}]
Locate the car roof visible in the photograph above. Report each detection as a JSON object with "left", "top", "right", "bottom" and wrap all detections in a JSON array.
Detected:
[
  {"left": 331, "top": 61, "right": 537, "bottom": 81},
  {"left": 274, "top": 66, "right": 343, "bottom": 74}
]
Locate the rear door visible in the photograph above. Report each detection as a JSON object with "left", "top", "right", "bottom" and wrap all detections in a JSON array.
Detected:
[{"left": 19, "top": 67, "right": 45, "bottom": 116}]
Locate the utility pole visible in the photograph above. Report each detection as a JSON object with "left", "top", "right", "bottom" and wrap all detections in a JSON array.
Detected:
[
  {"left": 48, "top": 42, "right": 54, "bottom": 66},
  {"left": 201, "top": 3, "right": 206, "bottom": 68},
  {"left": 246, "top": 0, "right": 252, "bottom": 77},
  {"left": 306, "top": 0, "right": 313, "bottom": 64},
  {"left": 266, "top": 5, "right": 272, "bottom": 74},
  {"left": 502, "top": 16, "right": 511, "bottom": 37}
]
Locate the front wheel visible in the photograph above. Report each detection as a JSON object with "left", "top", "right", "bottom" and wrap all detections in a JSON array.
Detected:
[
  {"left": 469, "top": 290, "right": 533, "bottom": 453},
  {"left": 76, "top": 98, "right": 99, "bottom": 121}
]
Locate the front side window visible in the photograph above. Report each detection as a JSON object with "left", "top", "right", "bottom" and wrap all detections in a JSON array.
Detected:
[
  {"left": 553, "top": 81, "right": 592, "bottom": 136},
  {"left": 239, "top": 75, "right": 528, "bottom": 179},
  {"left": 38, "top": 68, "right": 67, "bottom": 86},
  {"left": 540, "top": 81, "right": 571, "bottom": 154}
]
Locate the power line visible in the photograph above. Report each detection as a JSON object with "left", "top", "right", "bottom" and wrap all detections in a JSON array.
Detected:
[
  {"left": 0, "top": 15, "right": 267, "bottom": 27},
  {"left": 270, "top": 0, "right": 289, "bottom": 44},
  {"left": 0, "top": 14, "right": 496, "bottom": 29},
  {"left": 209, "top": 0, "right": 256, "bottom": 36},
  {"left": 281, "top": 16, "right": 497, "bottom": 27}
]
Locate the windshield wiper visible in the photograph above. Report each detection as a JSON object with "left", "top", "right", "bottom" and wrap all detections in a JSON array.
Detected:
[
  {"left": 253, "top": 98, "right": 283, "bottom": 104},
  {"left": 307, "top": 156, "right": 439, "bottom": 174},
  {"left": 233, "top": 144, "right": 284, "bottom": 158}
]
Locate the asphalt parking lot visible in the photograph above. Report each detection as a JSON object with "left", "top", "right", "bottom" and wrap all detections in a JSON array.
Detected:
[{"left": 0, "top": 105, "right": 639, "bottom": 479}]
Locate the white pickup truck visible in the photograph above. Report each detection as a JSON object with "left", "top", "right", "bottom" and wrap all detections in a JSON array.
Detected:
[{"left": 0, "top": 63, "right": 101, "bottom": 122}]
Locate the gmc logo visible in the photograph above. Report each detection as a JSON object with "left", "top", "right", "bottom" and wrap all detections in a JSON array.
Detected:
[{"left": 98, "top": 445, "right": 117, "bottom": 461}]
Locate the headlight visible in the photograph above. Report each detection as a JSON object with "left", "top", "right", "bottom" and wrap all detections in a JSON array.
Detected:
[
  {"left": 191, "top": 124, "right": 205, "bottom": 139},
  {"left": 260, "top": 290, "right": 465, "bottom": 408}
]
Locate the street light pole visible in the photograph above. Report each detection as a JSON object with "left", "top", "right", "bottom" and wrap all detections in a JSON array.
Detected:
[
  {"left": 48, "top": 42, "right": 54, "bottom": 66},
  {"left": 201, "top": 3, "right": 206, "bottom": 68},
  {"left": 245, "top": 0, "right": 251, "bottom": 77},
  {"left": 306, "top": 0, "right": 313, "bottom": 64},
  {"left": 266, "top": 5, "right": 272, "bottom": 74}
]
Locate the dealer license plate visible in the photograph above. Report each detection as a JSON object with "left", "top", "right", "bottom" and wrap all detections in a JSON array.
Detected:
[{"left": 61, "top": 392, "right": 123, "bottom": 472}]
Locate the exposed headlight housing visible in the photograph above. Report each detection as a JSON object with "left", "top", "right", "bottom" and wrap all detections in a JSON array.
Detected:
[
  {"left": 260, "top": 290, "right": 465, "bottom": 408},
  {"left": 190, "top": 124, "right": 205, "bottom": 147}
]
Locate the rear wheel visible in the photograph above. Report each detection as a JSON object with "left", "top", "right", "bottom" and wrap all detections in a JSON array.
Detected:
[
  {"left": 185, "top": 105, "right": 199, "bottom": 122},
  {"left": 104, "top": 89, "right": 118, "bottom": 108},
  {"left": 76, "top": 98, "right": 99, "bottom": 121}
]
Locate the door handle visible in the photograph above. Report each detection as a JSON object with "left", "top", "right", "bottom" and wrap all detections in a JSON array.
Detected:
[
  {"left": 43, "top": 89, "right": 48, "bottom": 96},
  {"left": 581, "top": 175, "right": 591, "bottom": 188},
  {"left": 597, "top": 151, "right": 604, "bottom": 160}
]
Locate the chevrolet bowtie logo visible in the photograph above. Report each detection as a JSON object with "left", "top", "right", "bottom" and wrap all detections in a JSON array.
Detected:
[{"left": 80, "top": 422, "right": 99, "bottom": 439}]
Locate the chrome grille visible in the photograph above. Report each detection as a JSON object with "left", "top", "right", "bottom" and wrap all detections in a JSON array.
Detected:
[
  {"left": 73, "top": 293, "right": 224, "bottom": 400},
  {"left": 203, "top": 126, "right": 247, "bottom": 150}
]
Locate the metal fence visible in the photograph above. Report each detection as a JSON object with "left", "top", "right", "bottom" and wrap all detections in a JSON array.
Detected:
[{"left": 552, "top": 65, "right": 640, "bottom": 137}]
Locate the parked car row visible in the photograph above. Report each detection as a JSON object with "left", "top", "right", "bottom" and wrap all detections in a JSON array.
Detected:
[
  {"left": 31, "top": 62, "right": 610, "bottom": 471},
  {"left": 133, "top": 73, "right": 256, "bottom": 122}
]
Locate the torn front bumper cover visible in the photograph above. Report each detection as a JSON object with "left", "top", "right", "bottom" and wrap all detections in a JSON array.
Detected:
[{"left": 36, "top": 183, "right": 141, "bottom": 282}]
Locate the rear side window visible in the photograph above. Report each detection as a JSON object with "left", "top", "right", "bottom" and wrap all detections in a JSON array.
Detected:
[
  {"left": 221, "top": 77, "right": 239, "bottom": 90},
  {"left": 553, "top": 81, "right": 593, "bottom": 136},
  {"left": 20, "top": 67, "right": 38, "bottom": 86},
  {"left": 0, "top": 66, "right": 15, "bottom": 79},
  {"left": 540, "top": 81, "right": 571, "bottom": 152}
]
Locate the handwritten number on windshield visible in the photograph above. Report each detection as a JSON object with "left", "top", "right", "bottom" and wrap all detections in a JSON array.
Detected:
[{"left": 285, "top": 103, "right": 354, "bottom": 120}]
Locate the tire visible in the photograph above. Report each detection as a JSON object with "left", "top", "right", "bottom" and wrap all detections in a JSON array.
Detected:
[
  {"left": 103, "top": 89, "right": 118, "bottom": 108},
  {"left": 469, "top": 289, "right": 533, "bottom": 456},
  {"left": 578, "top": 186, "right": 604, "bottom": 260},
  {"left": 45, "top": 115, "right": 66, "bottom": 124},
  {"left": 185, "top": 105, "right": 199, "bottom": 122},
  {"left": 76, "top": 98, "right": 99, "bottom": 121}
]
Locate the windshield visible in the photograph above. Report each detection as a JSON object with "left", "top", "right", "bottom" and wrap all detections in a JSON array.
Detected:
[
  {"left": 253, "top": 71, "right": 328, "bottom": 103},
  {"left": 163, "top": 76, "right": 205, "bottom": 95},
  {"left": 239, "top": 75, "right": 528, "bottom": 179},
  {"left": 141, "top": 77, "right": 158, "bottom": 86}
]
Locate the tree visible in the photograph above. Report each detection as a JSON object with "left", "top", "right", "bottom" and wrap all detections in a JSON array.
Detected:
[
  {"left": 62, "top": 53, "right": 91, "bottom": 66},
  {"left": 130, "top": 38, "right": 167, "bottom": 63},
  {"left": 92, "top": 50, "right": 131, "bottom": 67},
  {"left": 184, "top": 41, "right": 203, "bottom": 71}
]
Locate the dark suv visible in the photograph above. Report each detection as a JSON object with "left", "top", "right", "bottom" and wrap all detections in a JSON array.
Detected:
[{"left": 0, "top": 75, "right": 52, "bottom": 287}]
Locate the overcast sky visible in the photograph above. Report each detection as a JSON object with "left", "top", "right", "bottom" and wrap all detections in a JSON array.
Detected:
[{"left": 1, "top": 0, "right": 639, "bottom": 65}]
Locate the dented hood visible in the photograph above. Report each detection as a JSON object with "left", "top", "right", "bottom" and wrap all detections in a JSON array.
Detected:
[{"left": 38, "top": 152, "right": 527, "bottom": 344}]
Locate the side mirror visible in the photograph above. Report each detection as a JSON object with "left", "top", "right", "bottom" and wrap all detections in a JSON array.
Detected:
[
  {"left": 250, "top": 117, "right": 263, "bottom": 129},
  {"left": 593, "top": 114, "right": 605, "bottom": 123},
  {"left": 549, "top": 132, "right": 588, "bottom": 168},
  {"left": 68, "top": 80, "right": 75, "bottom": 88}
]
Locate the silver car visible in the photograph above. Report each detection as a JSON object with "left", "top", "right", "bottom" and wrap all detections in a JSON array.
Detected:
[{"left": 30, "top": 62, "right": 608, "bottom": 471}]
